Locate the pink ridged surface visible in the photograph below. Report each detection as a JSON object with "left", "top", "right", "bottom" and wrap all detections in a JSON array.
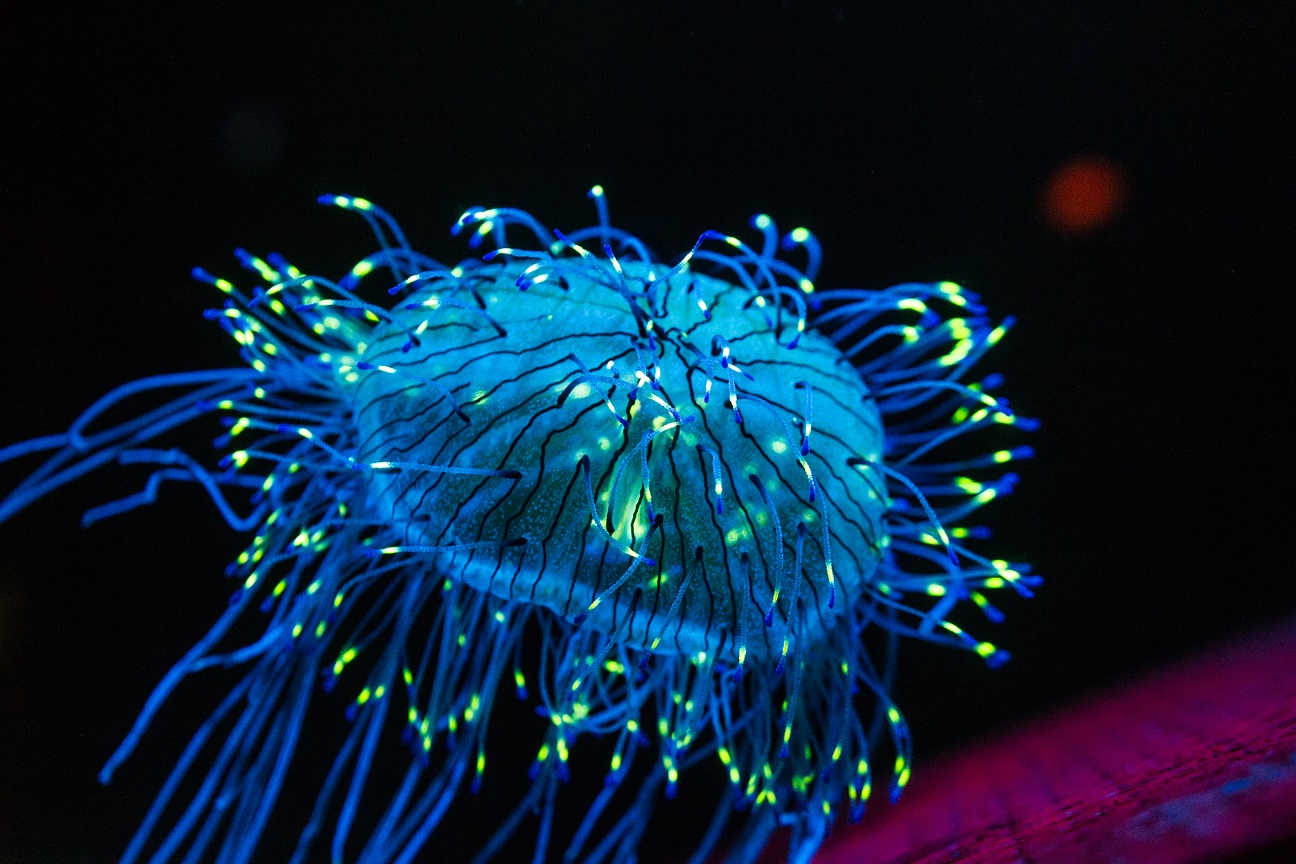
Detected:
[{"left": 815, "top": 621, "right": 1296, "bottom": 864}]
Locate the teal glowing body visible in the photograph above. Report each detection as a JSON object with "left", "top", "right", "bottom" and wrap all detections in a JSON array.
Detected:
[
  {"left": 356, "top": 261, "right": 886, "bottom": 661},
  {"left": 0, "top": 190, "right": 1037, "bottom": 864}
]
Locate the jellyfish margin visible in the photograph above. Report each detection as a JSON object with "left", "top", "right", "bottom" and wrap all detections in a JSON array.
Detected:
[{"left": 0, "top": 187, "right": 1039, "bottom": 864}]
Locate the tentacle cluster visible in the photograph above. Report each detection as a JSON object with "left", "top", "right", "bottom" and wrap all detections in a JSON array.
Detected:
[{"left": 0, "top": 188, "right": 1036, "bottom": 864}]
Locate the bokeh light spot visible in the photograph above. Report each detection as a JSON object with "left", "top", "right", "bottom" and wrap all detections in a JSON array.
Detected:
[
  {"left": 219, "top": 101, "right": 286, "bottom": 174},
  {"left": 1042, "top": 155, "right": 1127, "bottom": 235}
]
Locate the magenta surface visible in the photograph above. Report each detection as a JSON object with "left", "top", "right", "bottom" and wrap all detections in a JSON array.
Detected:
[{"left": 814, "top": 621, "right": 1296, "bottom": 864}]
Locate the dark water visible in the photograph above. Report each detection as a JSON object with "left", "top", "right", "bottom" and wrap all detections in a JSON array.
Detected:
[{"left": 0, "top": 2, "right": 1291, "bottom": 862}]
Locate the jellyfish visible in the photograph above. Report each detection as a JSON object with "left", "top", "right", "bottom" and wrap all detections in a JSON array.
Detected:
[{"left": 0, "top": 188, "right": 1037, "bottom": 864}]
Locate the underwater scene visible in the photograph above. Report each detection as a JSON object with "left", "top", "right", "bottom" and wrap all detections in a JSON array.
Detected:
[{"left": 0, "top": 3, "right": 1291, "bottom": 863}]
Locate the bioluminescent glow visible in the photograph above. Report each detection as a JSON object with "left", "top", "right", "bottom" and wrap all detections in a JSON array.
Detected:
[{"left": 0, "top": 188, "right": 1036, "bottom": 864}]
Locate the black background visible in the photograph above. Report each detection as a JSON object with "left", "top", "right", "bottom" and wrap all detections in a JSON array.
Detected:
[{"left": 1, "top": 2, "right": 1292, "bottom": 862}]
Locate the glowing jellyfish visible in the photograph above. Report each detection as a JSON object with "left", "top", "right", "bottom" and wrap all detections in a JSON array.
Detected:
[{"left": 0, "top": 188, "right": 1037, "bottom": 864}]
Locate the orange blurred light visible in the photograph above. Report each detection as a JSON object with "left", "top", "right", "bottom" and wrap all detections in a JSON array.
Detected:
[{"left": 1042, "top": 155, "right": 1127, "bottom": 234}]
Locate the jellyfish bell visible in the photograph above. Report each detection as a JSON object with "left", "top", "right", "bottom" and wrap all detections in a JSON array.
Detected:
[
  {"left": 0, "top": 189, "right": 1036, "bottom": 864},
  {"left": 355, "top": 259, "right": 887, "bottom": 662}
]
